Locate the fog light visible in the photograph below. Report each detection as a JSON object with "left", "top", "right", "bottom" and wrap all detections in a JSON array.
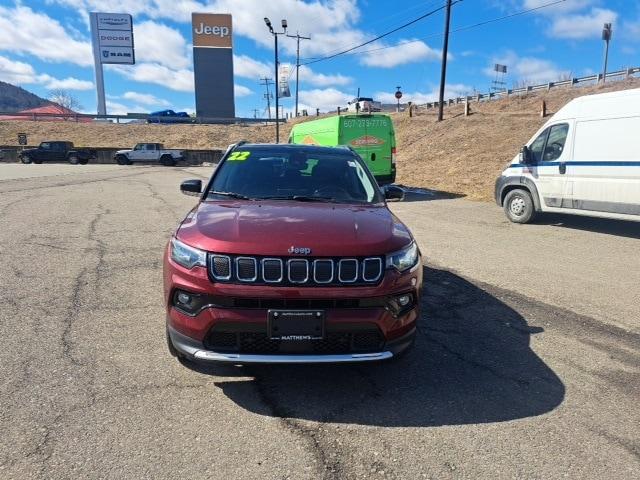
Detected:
[
  {"left": 177, "top": 292, "right": 192, "bottom": 306},
  {"left": 398, "top": 294, "right": 411, "bottom": 306}
]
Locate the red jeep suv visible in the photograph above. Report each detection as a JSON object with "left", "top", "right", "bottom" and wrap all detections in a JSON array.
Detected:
[{"left": 164, "top": 143, "right": 422, "bottom": 363}]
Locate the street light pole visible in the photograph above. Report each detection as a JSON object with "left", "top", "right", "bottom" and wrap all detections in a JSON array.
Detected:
[
  {"left": 265, "top": 17, "right": 287, "bottom": 143},
  {"left": 602, "top": 22, "right": 612, "bottom": 84}
]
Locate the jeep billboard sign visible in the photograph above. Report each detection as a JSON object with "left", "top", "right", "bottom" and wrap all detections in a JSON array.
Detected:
[
  {"left": 192, "top": 13, "right": 235, "bottom": 118},
  {"left": 192, "top": 13, "right": 233, "bottom": 48}
]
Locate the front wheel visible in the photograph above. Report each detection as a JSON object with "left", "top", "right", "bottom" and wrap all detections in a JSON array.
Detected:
[
  {"left": 20, "top": 155, "right": 32, "bottom": 164},
  {"left": 68, "top": 155, "right": 79, "bottom": 165},
  {"left": 503, "top": 188, "right": 536, "bottom": 224},
  {"left": 160, "top": 155, "right": 176, "bottom": 167}
]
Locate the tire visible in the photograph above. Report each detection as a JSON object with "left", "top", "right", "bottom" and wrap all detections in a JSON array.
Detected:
[
  {"left": 116, "top": 154, "right": 128, "bottom": 165},
  {"left": 20, "top": 155, "right": 32, "bottom": 164},
  {"left": 160, "top": 155, "right": 176, "bottom": 167},
  {"left": 68, "top": 155, "right": 79, "bottom": 165},
  {"left": 503, "top": 188, "right": 536, "bottom": 224}
]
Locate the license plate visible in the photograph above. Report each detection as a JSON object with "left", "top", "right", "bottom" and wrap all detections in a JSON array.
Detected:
[{"left": 268, "top": 310, "right": 325, "bottom": 341}]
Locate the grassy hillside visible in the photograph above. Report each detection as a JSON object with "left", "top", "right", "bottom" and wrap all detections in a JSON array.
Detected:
[
  {"left": 0, "top": 81, "right": 50, "bottom": 112},
  {"left": 1, "top": 78, "right": 638, "bottom": 200}
]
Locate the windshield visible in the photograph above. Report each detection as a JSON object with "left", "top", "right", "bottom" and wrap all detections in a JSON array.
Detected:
[{"left": 207, "top": 146, "right": 382, "bottom": 204}]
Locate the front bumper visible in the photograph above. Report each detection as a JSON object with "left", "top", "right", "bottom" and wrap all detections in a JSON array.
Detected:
[{"left": 168, "top": 325, "right": 415, "bottom": 363}]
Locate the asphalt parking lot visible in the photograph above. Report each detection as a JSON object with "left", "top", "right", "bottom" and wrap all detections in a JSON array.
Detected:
[{"left": 1, "top": 164, "right": 638, "bottom": 479}]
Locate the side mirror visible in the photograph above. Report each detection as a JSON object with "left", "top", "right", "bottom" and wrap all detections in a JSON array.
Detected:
[
  {"left": 180, "top": 179, "right": 202, "bottom": 196},
  {"left": 384, "top": 185, "right": 404, "bottom": 201},
  {"left": 520, "top": 145, "right": 532, "bottom": 164}
]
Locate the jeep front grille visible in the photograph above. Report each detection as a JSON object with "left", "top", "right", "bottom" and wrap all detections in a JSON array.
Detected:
[{"left": 208, "top": 254, "right": 384, "bottom": 286}]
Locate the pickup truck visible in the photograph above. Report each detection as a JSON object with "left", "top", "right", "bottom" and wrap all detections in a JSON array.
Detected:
[
  {"left": 19, "top": 141, "right": 96, "bottom": 165},
  {"left": 147, "top": 110, "right": 193, "bottom": 124},
  {"left": 114, "top": 143, "right": 185, "bottom": 166}
]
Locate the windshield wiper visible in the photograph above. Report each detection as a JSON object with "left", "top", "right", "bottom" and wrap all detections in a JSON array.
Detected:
[
  {"left": 259, "top": 195, "right": 338, "bottom": 203},
  {"left": 208, "top": 190, "right": 253, "bottom": 200}
]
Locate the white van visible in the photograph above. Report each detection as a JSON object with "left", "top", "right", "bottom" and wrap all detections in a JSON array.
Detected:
[{"left": 495, "top": 88, "right": 640, "bottom": 223}]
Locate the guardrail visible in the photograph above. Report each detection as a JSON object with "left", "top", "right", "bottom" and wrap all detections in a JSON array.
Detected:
[
  {"left": 422, "top": 67, "right": 640, "bottom": 109},
  {"left": 0, "top": 111, "right": 285, "bottom": 125}
]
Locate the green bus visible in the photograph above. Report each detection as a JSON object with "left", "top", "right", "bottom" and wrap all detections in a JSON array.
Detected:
[{"left": 288, "top": 114, "right": 396, "bottom": 184}]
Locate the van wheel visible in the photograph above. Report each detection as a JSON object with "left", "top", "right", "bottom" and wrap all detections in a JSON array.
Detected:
[
  {"left": 161, "top": 155, "right": 175, "bottom": 167},
  {"left": 504, "top": 188, "right": 536, "bottom": 224},
  {"left": 68, "top": 155, "right": 79, "bottom": 165}
]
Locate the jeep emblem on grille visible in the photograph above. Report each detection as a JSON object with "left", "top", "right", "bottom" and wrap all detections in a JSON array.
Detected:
[{"left": 288, "top": 246, "right": 312, "bottom": 255}]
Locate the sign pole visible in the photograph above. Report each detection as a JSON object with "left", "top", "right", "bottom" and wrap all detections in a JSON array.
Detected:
[{"left": 90, "top": 13, "right": 107, "bottom": 115}]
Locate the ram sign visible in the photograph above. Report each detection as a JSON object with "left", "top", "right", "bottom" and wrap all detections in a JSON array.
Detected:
[
  {"left": 192, "top": 13, "right": 235, "bottom": 118},
  {"left": 91, "top": 13, "right": 135, "bottom": 65},
  {"left": 89, "top": 12, "right": 135, "bottom": 115}
]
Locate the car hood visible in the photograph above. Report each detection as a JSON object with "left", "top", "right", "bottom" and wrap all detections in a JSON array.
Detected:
[
  {"left": 116, "top": 149, "right": 132, "bottom": 155},
  {"left": 176, "top": 200, "right": 413, "bottom": 257}
]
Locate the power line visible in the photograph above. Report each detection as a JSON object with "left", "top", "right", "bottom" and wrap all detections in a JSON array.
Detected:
[
  {"left": 301, "top": 2, "right": 450, "bottom": 66},
  {"left": 304, "top": 0, "right": 445, "bottom": 60},
  {"left": 302, "top": 0, "right": 567, "bottom": 61}
]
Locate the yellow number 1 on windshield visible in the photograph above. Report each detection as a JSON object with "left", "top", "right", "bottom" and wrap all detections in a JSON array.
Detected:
[{"left": 228, "top": 151, "right": 250, "bottom": 161}]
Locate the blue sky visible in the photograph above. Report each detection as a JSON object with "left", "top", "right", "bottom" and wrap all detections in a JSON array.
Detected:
[{"left": 0, "top": 0, "right": 638, "bottom": 117}]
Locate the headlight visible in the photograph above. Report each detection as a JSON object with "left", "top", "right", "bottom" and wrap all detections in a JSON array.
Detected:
[
  {"left": 170, "top": 237, "right": 207, "bottom": 269},
  {"left": 386, "top": 242, "right": 419, "bottom": 272}
]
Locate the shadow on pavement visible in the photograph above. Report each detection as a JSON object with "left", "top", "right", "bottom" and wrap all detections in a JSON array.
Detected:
[
  {"left": 189, "top": 266, "right": 565, "bottom": 427},
  {"left": 536, "top": 213, "right": 640, "bottom": 239},
  {"left": 393, "top": 185, "right": 465, "bottom": 203}
]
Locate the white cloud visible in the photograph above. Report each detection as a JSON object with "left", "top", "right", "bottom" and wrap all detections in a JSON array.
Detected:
[
  {"left": 40, "top": 76, "right": 94, "bottom": 90},
  {"left": 134, "top": 21, "right": 191, "bottom": 69},
  {"left": 0, "top": 56, "right": 38, "bottom": 85},
  {"left": 298, "top": 65, "right": 351, "bottom": 87},
  {"left": 485, "top": 51, "right": 570, "bottom": 85},
  {"left": 105, "top": 100, "right": 132, "bottom": 115},
  {"left": 360, "top": 40, "right": 441, "bottom": 68},
  {"left": 0, "top": 55, "right": 93, "bottom": 90},
  {"left": 122, "top": 91, "right": 171, "bottom": 106},
  {"left": 375, "top": 84, "right": 473, "bottom": 104},
  {"left": 234, "top": 54, "right": 272, "bottom": 79},
  {"left": 0, "top": 5, "right": 92, "bottom": 66},
  {"left": 523, "top": 0, "right": 594, "bottom": 13},
  {"left": 235, "top": 84, "right": 253, "bottom": 97},
  {"left": 549, "top": 7, "right": 617, "bottom": 39},
  {"left": 51, "top": 0, "right": 363, "bottom": 57},
  {"left": 110, "top": 63, "right": 194, "bottom": 92},
  {"left": 297, "top": 87, "right": 352, "bottom": 111}
]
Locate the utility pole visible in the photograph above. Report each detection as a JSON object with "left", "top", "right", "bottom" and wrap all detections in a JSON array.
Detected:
[
  {"left": 259, "top": 77, "right": 274, "bottom": 119},
  {"left": 252, "top": 108, "right": 260, "bottom": 118},
  {"left": 287, "top": 31, "right": 311, "bottom": 118},
  {"left": 602, "top": 22, "right": 612, "bottom": 84},
  {"left": 437, "top": 0, "right": 452, "bottom": 122}
]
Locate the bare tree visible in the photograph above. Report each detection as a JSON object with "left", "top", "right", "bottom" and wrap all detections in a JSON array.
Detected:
[{"left": 48, "top": 89, "right": 83, "bottom": 112}]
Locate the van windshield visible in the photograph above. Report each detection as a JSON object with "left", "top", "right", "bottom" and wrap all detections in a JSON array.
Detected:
[{"left": 208, "top": 147, "right": 382, "bottom": 204}]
